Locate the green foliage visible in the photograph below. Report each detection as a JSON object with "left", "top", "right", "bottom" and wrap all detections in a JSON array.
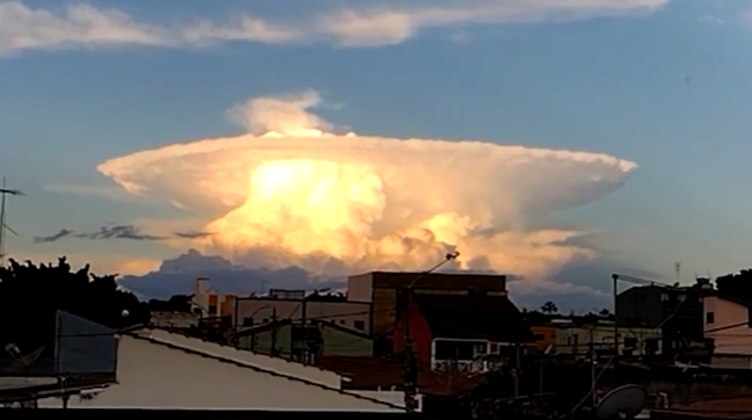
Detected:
[
  {"left": 0, "top": 257, "right": 149, "bottom": 352},
  {"left": 716, "top": 269, "right": 752, "bottom": 303}
]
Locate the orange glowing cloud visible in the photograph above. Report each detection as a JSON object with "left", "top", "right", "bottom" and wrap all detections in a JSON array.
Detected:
[{"left": 97, "top": 90, "right": 636, "bottom": 281}]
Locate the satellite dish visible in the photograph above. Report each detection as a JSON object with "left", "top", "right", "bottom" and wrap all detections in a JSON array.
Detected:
[{"left": 594, "top": 384, "right": 647, "bottom": 420}]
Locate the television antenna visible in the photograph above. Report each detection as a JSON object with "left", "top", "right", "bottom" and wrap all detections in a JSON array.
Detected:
[
  {"left": 0, "top": 177, "right": 24, "bottom": 266},
  {"left": 594, "top": 384, "right": 647, "bottom": 420}
]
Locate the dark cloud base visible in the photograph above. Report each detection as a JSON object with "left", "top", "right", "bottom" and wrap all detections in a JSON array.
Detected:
[
  {"left": 116, "top": 249, "right": 648, "bottom": 313},
  {"left": 117, "top": 250, "right": 346, "bottom": 299}
]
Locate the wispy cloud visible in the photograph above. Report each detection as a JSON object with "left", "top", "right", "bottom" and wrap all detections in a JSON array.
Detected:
[
  {"left": 0, "top": 2, "right": 170, "bottom": 56},
  {"left": 34, "top": 225, "right": 213, "bottom": 243},
  {"left": 174, "top": 231, "right": 215, "bottom": 239},
  {"left": 33, "top": 228, "right": 74, "bottom": 244},
  {"left": 75, "top": 224, "right": 164, "bottom": 241},
  {"left": 697, "top": 15, "right": 725, "bottom": 25},
  {"left": 1, "top": 0, "right": 672, "bottom": 55}
]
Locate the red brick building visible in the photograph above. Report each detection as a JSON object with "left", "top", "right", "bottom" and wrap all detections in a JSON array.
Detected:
[{"left": 392, "top": 293, "right": 532, "bottom": 373}]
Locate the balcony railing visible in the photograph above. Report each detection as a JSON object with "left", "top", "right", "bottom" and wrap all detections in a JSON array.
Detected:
[{"left": 432, "top": 359, "right": 488, "bottom": 373}]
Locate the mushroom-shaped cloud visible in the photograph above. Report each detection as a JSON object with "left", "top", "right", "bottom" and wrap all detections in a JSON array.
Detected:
[{"left": 98, "top": 90, "right": 636, "bottom": 280}]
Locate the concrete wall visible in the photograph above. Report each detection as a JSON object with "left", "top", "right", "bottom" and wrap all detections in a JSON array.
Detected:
[
  {"left": 40, "top": 333, "right": 402, "bottom": 411},
  {"left": 705, "top": 296, "right": 752, "bottom": 356},
  {"left": 150, "top": 312, "right": 198, "bottom": 329},
  {"left": 556, "top": 324, "right": 661, "bottom": 357},
  {"left": 238, "top": 323, "right": 373, "bottom": 358},
  {"left": 347, "top": 273, "right": 374, "bottom": 302},
  {"left": 235, "top": 298, "right": 370, "bottom": 334},
  {"left": 530, "top": 326, "right": 557, "bottom": 352}
]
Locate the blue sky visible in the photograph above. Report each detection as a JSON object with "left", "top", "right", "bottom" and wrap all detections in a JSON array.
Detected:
[{"left": 2, "top": 0, "right": 752, "bottom": 301}]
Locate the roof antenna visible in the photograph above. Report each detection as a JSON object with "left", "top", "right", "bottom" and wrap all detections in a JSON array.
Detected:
[{"left": 674, "top": 262, "right": 681, "bottom": 282}]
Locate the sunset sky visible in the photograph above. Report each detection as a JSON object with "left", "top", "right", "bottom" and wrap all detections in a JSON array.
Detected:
[{"left": 2, "top": 0, "right": 752, "bottom": 309}]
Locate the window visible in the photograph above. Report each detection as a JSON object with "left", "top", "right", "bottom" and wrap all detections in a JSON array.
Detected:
[
  {"left": 242, "top": 317, "right": 254, "bottom": 327},
  {"left": 354, "top": 320, "right": 365, "bottom": 330},
  {"left": 339, "top": 319, "right": 345, "bottom": 325},
  {"left": 660, "top": 293, "right": 669, "bottom": 302},
  {"left": 208, "top": 305, "right": 217, "bottom": 314},
  {"left": 677, "top": 294, "right": 687, "bottom": 303},
  {"left": 262, "top": 318, "right": 269, "bottom": 323},
  {"left": 490, "top": 343, "right": 500, "bottom": 354},
  {"left": 706, "top": 312, "right": 715, "bottom": 324}
]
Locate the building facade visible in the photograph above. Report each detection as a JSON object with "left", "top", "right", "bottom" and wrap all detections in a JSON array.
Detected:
[
  {"left": 392, "top": 293, "right": 531, "bottom": 373},
  {"left": 616, "top": 280, "right": 710, "bottom": 358},
  {"left": 236, "top": 319, "right": 374, "bottom": 362},
  {"left": 347, "top": 271, "right": 508, "bottom": 340},
  {"left": 554, "top": 321, "right": 662, "bottom": 359},
  {"left": 704, "top": 295, "right": 752, "bottom": 368},
  {"left": 192, "top": 277, "right": 236, "bottom": 320},
  {"left": 234, "top": 293, "right": 371, "bottom": 334}
]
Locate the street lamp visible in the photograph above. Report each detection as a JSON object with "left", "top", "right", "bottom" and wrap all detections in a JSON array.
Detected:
[{"left": 403, "top": 250, "right": 460, "bottom": 412}]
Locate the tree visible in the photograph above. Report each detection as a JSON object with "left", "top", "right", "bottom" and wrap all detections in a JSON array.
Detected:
[
  {"left": 147, "top": 295, "right": 193, "bottom": 313},
  {"left": 0, "top": 257, "right": 149, "bottom": 357},
  {"left": 541, "top": 301, "right": 558, "bottom": 314},
  {"left": 716, "top": 270, "right": 752, "bottom": 303}
]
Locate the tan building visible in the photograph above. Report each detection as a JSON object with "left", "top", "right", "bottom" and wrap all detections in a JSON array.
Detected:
[
  {"left": 347, "top": 271, "right": 507, "bottom": 337},
  {"left": 234, "top": 291, "right": 371, "bottom": 334},
  {"left": 192, "top": 277, "right": 236, "bottom": 319},
  {"left": 704, "top": 294, "right": 752, "bottom": 368}
]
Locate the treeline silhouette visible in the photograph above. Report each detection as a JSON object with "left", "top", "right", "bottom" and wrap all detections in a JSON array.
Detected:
[
  {"left": 0, "top": 257, "right": 187, "bottom": 358},
  {"left": 715, "top": 269, "right": 752, "bottom": 303}
]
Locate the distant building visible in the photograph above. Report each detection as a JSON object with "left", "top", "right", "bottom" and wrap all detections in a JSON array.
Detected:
[
  {"left": 149, "top": 311, "right": 199, "bottom": 329},
  {"left": 393, "top": 293, "right": 532, "bottom": 373},
  {"left": 39, "top": 328, "right": 406, "bottom": 411},
  {"left": 236, "top": 319, "right": 374, "bottom": 363},
  {"left": 554, "top": 319, "right": 661, "bottom": 359},
  {"left": 616, "top": 279, "right": 712, "bottom": 359},
  {"left": 347, "top": 271, "right": 508, "bottom": 351},
  {"left": 192, "top": 277, "right": 236, "bottom": 320},
  {"left": 704, "top": 294, "right": 752, "bottom": 368},
  {"left": 529, "top": 325, "right": 558, "bottom": 353},
  {"left": 234, "top": 292, "right": 371, "bottom": 335}
]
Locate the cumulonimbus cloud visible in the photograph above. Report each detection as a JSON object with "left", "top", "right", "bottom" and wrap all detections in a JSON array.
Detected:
[
  {"left": 1, "top": 0, "right": 672, "bottom": 55},
  {"left": 96, "top": 90, "right": 637, "bottom": 284}
]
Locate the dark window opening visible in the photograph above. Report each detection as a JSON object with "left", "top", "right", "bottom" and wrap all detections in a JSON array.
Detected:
[
  {"left": 242, "top": 317, "right": 254, "bottom": 327},
  {"left": 706, "top": 312, "right": 715, "bottom": 324},
  {"left": 208, "top": 305, "right": 217, "bottom": 314},
  {"left": 354, "top": 320, "right": 365, "bottom": 330}
]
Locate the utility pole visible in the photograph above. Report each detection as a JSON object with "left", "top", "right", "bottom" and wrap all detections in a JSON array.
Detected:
[
  {"left": 0, "top": 177, "right": 23, "bottom": 266},
  {"left": 301, "top": 296, "right": 308, "bottom": 364},
  {"left": 402, "top": 251, "right": 460, "bottom": 412},
  {"left": 514, "top": 341, "right": 520, "bottom": 400},
  {"left": 590, "top": 327, "right": 596, "bottom": 407},
  {"left": 271, "top": 307, "right": 278, "bottom": 357}
]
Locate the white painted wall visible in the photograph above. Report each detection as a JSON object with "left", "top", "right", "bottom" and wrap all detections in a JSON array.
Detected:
[{"left": 39, "top": 333, "right": 402, "bottom": 411}]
